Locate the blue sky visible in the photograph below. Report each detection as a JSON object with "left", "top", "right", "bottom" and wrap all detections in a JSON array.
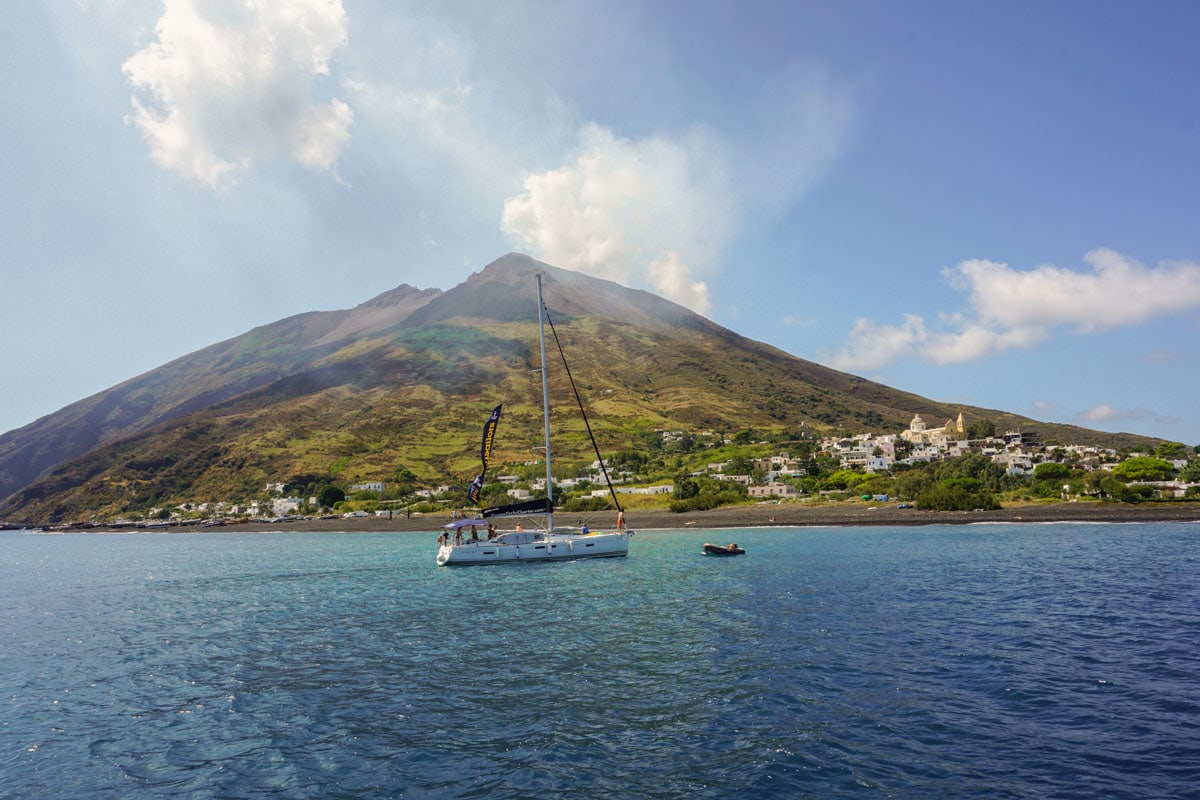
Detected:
[{"left": 4, "top": 0, "right": 1199, "bottom": 446}]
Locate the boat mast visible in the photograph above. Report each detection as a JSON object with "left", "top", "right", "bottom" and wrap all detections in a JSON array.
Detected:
[{"left": 537, "top": 274, "right": 554, "bottom": 530}]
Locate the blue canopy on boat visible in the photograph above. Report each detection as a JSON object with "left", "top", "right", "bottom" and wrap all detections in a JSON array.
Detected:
[{"left": 441, "top": 518, "right": 489, "bottom": 530}]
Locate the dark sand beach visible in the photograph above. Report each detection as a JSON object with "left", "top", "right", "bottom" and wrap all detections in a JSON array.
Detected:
[{"left": 125, "top": 501, "right": 1200, "bottom": 534}]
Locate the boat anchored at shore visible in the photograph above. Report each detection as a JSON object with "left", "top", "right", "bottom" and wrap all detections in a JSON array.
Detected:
[
  {"left": 436, "top": 274, "right": 632, "bottom": 566},
  {"left": 437, "top": 511, "right": 629, "bottom": 565}
]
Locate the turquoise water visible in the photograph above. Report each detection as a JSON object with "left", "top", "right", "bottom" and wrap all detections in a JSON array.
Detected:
[{"left": 2, "top": 524, "right": 1198, "bottom": 798}]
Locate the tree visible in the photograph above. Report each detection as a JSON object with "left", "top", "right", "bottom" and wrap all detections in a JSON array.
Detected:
[
  {"left": 819, "top": 469, "right": 864, "bottom": 491},
  {"left": 479, "top": 482, "right": 510, "bottom": 508},
  {"left": 814, "top": 453, "right": 841, "bottom": 476},
  {"left": 610, "top": 449, "right": 649, "bottom": 473},
  {"left": 284, "top": 473, "right": 326, "bottom": 496},
  {"left": 935, "top": 453, "right": 1007, "bottom": 491},
  {"left": 674, "top": 477, "right": 699, "bottom": 500},
  {"left": 1031, "top": 479, "right": 1063, "bottom": 498},
  {"left": 966, "top": 419, "right": 996, "bottom": 440},
  {"left": 894, "top": 464, "right": 935, "bottom": 500},
  {"left": 1033, "top": 462, "right": 1071, "bottom": 481},
  {"left": 633, "top": 430, "right": 665, "bottom": 456},
  {"left": 668, "top": 475, "right": 748, "bottom": 513},
  {"left": 1099, "top": 476, "right": 1133, "bottom": 501},
  {"left": 317, "top": 485, "right": 346, "bottom": 507},
  {"left": 725, "top": 456, "right": 754, "bottom": 475},
  {"left": 1082, "top": 470, "right": 1107, "bottom": 495},
  {"left": 1156, "top": 441, "right": 1188, "bottom": 460},
  {"left": 788, "top": 440, "right": 815, "bottom": 459},
  {"left": 857, "top": 474, "right": 895, "bottom": 497},
  {"left": 1111, "top": 457, "right": 1175, "bottom": 482}
]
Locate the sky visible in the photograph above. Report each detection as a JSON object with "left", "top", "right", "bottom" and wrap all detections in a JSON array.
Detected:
[{"left": 4, "top": 0, "right": 1199, "bottom": 446}]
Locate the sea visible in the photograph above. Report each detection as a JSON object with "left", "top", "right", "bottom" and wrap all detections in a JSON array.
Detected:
[{"left": 2, "top": 522, "right": 1198, "bottom": 799}]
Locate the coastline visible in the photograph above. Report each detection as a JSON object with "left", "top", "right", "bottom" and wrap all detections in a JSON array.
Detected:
[{"left": 54, "top": 501, "right": 1200, "bottom": 534}]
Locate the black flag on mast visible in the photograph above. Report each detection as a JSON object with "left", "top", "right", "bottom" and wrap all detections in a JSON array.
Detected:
[{"left": 467, "top": 404, "right": 502, "bottom": 505}]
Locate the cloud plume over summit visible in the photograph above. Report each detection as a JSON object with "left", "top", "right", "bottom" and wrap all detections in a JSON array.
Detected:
[{"left": 501, "top": 124, "right": 731, "bottom": 315}]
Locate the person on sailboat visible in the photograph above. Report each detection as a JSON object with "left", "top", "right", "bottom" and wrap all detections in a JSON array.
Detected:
[
  {"left": 616, "top": 511, "right": 625, "bottom": 531},
  {"left": 470, "top": 525, "right": 479, "bottom": 541}
]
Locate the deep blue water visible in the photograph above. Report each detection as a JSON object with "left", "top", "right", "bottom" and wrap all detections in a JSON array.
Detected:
[{"left": 2, "top": 523, "right": 1198, "bottom": 799}]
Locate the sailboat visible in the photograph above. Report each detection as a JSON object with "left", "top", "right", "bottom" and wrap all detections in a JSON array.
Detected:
[{"left": 436, "top": 274, "right": 632, "bottom": 566}]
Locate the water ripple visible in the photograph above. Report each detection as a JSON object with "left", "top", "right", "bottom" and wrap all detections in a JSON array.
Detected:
[{"left": 2, "top": 524, "right": 1198, "bottom": 798}]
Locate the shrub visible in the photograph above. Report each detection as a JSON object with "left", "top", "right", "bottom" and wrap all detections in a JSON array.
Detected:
[
  {"left": 915, "top": 478, "right": 999, "bottom": 511},
  {"left": 560, "top": 495, "right": 612, "bottom": 512}
]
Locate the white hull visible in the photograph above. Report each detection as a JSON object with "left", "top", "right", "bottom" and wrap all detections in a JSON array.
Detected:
[{"left": 436, "top": 531, "right": 630, "bottom": 566}]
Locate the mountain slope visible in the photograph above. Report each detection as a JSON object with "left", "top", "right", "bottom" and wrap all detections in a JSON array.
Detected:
[
  {"left": 0, "top": 253, "right": 1158, "bottom": 524},
  {"left": 0, "top": 284, "right": 442, "bottom": 504}
]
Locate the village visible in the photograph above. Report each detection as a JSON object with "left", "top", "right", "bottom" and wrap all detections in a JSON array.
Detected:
[{"left": 105, "top": 411, "right": 1197, "bottom": 529}]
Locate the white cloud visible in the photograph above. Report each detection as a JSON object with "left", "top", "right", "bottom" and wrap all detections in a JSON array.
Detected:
[
  {"left": 950, "top": 248, "right": 1200, "bottom": 332},
  {"left": 832, "top": 249, "right": 1200, "bottom": 371},
  {"left": 1078, "top": 403, "right": 1119, "bottom": 422},
  {"left": 1141, "top": 349, "right": 1180, "bottom": 364},
  {"left": 292, "top": 98, "right": 352, "bottom": 170},
  {"left": 781, "top": 314, "right": 817, "bottom": 328},
  {"left": 501, "top": 124, "right": 732, "bottom": 315},
  {"left": 830, "top": 314, "right": 926, "bottom": 372},
  {"left": 1030, "top": 400, "right": 1057, "bottom": 417},
  {"left": 122, "top": 0, "right": 352, "bottom": 186},
  {"left": 1076, "top": 404, "right": 1178, "bottom": 427}
]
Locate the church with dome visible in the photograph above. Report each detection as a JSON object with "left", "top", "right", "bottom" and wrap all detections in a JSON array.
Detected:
[{"left": 900, "top": 412, "right": 965, "bottom": 448}]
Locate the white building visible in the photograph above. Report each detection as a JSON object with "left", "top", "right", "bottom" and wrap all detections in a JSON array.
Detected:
[
  {"left": 617, "top": 485, "right": 675, "bottom": 495},
  {"left": 272, "top": 497, "right": 302, "bottom": 516},
  {"left": 992, "top": 451, "right": 1033, "bottom": 475},
  {"left": 865, "top": 455, "right": 893, "bottom": 472}
]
